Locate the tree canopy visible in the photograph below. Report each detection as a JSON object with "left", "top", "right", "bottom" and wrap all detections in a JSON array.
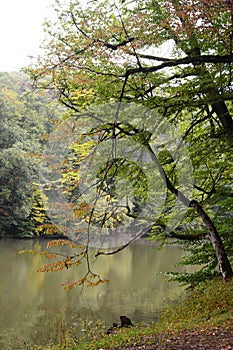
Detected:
[{"left": 28, "top": 0, "right": 233, "bottom": 285}]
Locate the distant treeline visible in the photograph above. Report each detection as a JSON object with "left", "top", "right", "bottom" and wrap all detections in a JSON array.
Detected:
[{"left": 0, "top": 72, "right": 62, "bottom": 237}]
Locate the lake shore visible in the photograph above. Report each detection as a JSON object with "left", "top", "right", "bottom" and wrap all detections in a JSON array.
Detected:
[
  {"left": 112, "top": 325, "right": 233, "bottom": 349},
  {"left": 0, "top": 238, "right": 187, "bottom": 349},
  {"left": 49, "top": 278, "right": 233, "bottom": 350}
]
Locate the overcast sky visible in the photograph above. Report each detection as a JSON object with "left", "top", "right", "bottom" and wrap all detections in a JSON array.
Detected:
[{"left": 0, "top": 0, "right": 54, "bottom": 71}]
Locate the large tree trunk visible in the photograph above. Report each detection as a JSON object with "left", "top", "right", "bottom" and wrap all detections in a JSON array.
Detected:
[
  {"left": 147, "top": 144, "right": 233, "bottom": 280},
  {"left": 185, "top": 42, "right": 233, "bottom": 138},
  {"left": 212, "top": 99, "right": 233, "bottom": 133},
  {"left": 190, "top": 200, "right": 233, "bottom": 280},
  {"left": 204, "top": 82, "right": 233, "bottom": 139}
]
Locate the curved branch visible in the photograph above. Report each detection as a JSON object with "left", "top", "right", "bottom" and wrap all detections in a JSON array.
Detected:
[
  {"left": 95, "top": 224, "right": 154, "bottom": 257},
  {"left": 125, "top": 54, "right": 233, "bottom": 77}
]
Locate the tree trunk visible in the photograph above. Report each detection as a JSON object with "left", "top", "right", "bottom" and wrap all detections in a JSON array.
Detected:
[
  {"left": 147, "top": 144, "right": 233, "bottom": 280},
  {"left": 190, "top": 200, "right": 233, "bottom": 279},
  {"left": 185, "top": 42, "right": 233, "bottom": 138},
  {"left": 212, "top": 99, "right": 233, "bottom": 133},
  {"left": 204, "top": 84, "right": 233, "bottom": 140}
]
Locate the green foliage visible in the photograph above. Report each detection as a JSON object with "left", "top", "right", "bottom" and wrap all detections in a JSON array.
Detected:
[
  {"left": 0, "top": 72, "right": 62, "bottom": 236},
  {"left": 161, "top": 278, "right": 233, "bottom": 329},
  {"left": 28, "top": 0, "right": 233, "bottom": 281}
]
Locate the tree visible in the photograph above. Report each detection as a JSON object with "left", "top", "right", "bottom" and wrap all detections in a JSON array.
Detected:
[
  {"left": 29, "top": 0, "right": 233, "bottom": 283},
  {"left": 0, "top": 72, "right": 61, "bottom": 236}
]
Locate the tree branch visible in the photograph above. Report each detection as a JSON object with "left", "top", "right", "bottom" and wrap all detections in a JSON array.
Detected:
[
  {"left": 95, "top": 224, "right": 154, "bottom": 257},
  {"left": 104, "top": 37, "right": 135, "bottom": 51},
  {"left": 127, "top": 51, "right": 173, "bottom": 62},
  {"left": 125, "top": 54, "right": 233, "bottom": 77}
]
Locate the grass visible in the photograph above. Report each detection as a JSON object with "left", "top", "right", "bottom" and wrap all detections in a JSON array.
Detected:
[
  {"left": 36, "top": 278, "right": 233, "bottom": 349},
  {"left": 160, "top": 277, "right": 233, "bottom": 329}
]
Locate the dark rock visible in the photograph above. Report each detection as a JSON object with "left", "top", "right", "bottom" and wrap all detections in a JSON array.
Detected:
[
  {"left": 106, "top": 322, "right": 119, "bottom": 334},
  {"left": 120, "top": 315, "right": 133, "bottom": 327},
  {"left": 106, "top": 316, "right": 133, "bottom": 335}
]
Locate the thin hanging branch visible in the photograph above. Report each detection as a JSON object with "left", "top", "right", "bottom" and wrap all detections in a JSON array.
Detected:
[{"left": 95, "top": 224, "right": 154, "bottom": 257}]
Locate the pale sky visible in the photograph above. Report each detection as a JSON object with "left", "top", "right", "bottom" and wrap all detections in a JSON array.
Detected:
[{"left": 0, "top": 0, "right": 54, "bottom": 71}]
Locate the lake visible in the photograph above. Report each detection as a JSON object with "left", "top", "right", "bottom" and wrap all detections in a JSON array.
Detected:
[{"left": 0, "top": 238, "right": 187, "bottom": 349}]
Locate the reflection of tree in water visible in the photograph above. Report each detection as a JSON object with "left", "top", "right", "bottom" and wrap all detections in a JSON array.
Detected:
[
  {"left": 66, "top": 242, "right": 187, "bottom": 326},
  {"left": 0, "top": 239, "right": 188, "bottom": 347}
]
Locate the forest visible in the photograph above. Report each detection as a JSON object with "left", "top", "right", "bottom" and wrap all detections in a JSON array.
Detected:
[
  {"left": 0, "top": 72, "right": 62, "bottom": 237},
  {"left": 1, "top": 0, "right": 233, "bottom": 288}
]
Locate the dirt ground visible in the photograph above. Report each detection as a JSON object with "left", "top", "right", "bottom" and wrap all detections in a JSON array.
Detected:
[{"left": 114, "top": 326, "right": 233, "bottom": 349}]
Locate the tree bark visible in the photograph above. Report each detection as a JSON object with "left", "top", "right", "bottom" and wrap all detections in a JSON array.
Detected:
[
  {"left": 212, "top": 99, "right": 233, "bottom": 134},
  {"left": 192, "top": 53, "right": 233, "bottom": 137},
  {"left": 190, "top": 200, "right": 233, "bottom": 280},
  {"left": 199, "top": 71, "right": 233, "bottom": 135}
]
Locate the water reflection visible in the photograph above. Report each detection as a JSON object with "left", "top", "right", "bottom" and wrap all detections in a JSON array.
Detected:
[{"left": 0, "top": 238, "right": 186, "bottom": 348}]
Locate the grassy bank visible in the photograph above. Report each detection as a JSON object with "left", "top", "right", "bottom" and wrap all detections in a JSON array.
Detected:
[{"left": 37, "top": 278, "right": 233, "bottom": 349}]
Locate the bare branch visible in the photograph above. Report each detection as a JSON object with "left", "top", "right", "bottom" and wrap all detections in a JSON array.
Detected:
[
  {"left": 127, "top": 51, "right": 174, "bottom": 62},
  {"left": 105, "top": 37, "right": 135, "bottom": 51},
  {"left": 95, "top": 224, "right": 154, "bottom": 257}
]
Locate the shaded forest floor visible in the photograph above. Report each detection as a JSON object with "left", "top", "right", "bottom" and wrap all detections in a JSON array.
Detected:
[{"left": 114, "top": 325, "right": 233, "bottom": 349}]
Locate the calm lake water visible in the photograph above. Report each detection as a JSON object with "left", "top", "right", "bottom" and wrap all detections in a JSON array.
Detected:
[{"left": 0, "top": 238, "right": 187, "bottom": 349}]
